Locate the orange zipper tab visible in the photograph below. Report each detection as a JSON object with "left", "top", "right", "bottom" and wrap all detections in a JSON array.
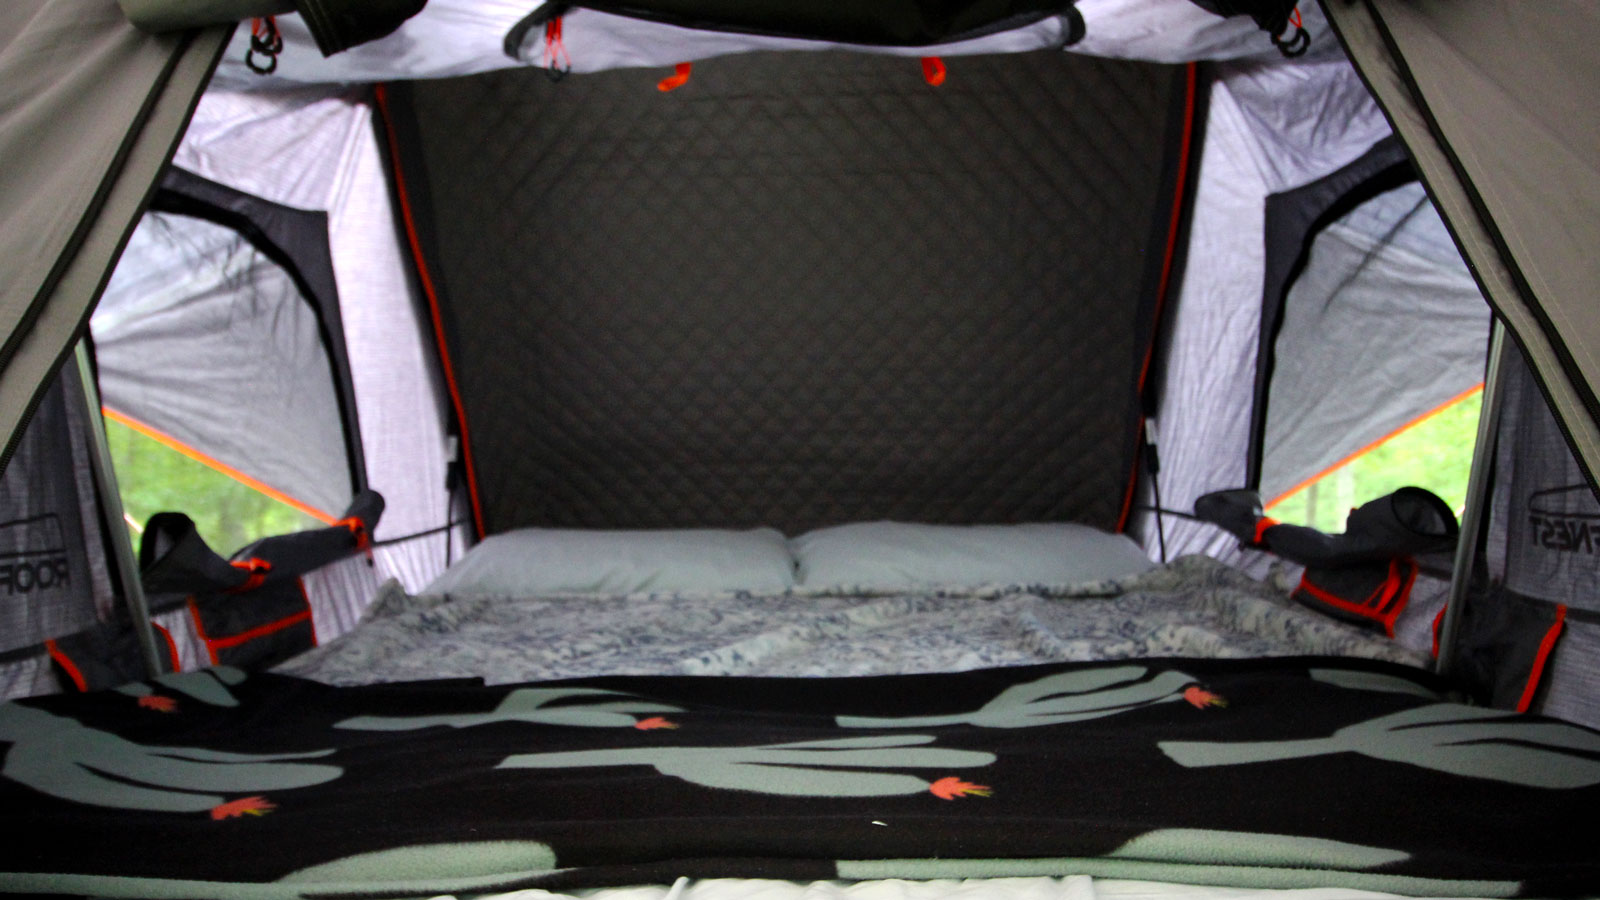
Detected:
[{"left": 658, "top": 62, "right": 693, "bottom": 92}]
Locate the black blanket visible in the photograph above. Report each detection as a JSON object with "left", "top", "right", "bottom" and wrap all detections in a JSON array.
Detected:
[{"left": 2, "top": 657, "right": 1597, "bottom": 898}]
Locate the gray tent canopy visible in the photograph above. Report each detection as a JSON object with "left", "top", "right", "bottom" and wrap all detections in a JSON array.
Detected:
[
  {"left": 1322, "top": 0, "right": 1600, "bottom": 489},
  {"left": 0, "top": 0, "right": 1597, "bottom": 726}
]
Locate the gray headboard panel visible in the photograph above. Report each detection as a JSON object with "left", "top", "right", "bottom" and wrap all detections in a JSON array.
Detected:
[{"left": 388, "top": 49, "right": 1194, "bottom": 535}]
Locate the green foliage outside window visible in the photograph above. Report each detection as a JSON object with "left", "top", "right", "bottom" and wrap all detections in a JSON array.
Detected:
[
  {"left": 105, "top": 417, "right": 324, "bottom": 558},
  {"left": 1266, "top": 390, "right": 1483, "bottom": 534}
]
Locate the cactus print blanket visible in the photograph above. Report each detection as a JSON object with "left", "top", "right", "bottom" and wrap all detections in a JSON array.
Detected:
[{"left": 2, "top": 657, "right": 1598, "bottom": 898}]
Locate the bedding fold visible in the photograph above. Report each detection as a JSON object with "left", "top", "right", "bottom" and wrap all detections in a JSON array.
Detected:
[{"left": 278, "top": 556, "right": 1426, "bottom": 687}]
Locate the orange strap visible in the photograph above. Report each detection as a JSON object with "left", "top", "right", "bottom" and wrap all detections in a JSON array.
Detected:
[
  {"left": 44, "top": 639, "right": 89, "bottom": 692},
  {"left": 1517, "top": 604, "right": 1568, "bottom": 713},
  {"left": 152, "top": 622, "right": 179, "bottom": 673},
  {"left": 1252, "top": 516, "right": 1279, "bottom": 545},
  {"left": 921, "top": 56, "right": 947, "bottom": 86},
  {"left": 205, "top": 609, "right": 314, "bottom": 652},
  {"left": 658, "top": 62, "right": 692, "bottom": 92},
  {"left": 1295, "top": 558, "right": 1415, "bottom": 638},
  {"left": 335, "top": 516, "right": 371, "bottom": 553},
  {"left": 1431, "top": 603, "right": 1447, "bottom": 658},
  {"left": 544, "top": 16, "right": 571, "bottom": 75},
  {"left": 228, "top": 558, "right": 273, "bottom": 594},
  {"left": 188, "top": 578, "right": 317, "bottom": 665}
]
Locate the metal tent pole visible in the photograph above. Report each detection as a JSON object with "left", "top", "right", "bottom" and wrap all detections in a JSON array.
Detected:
[
  {"left": 1436, "top": 318, "right": 1511, "bottom": 678},
  {"left": 74, "top": 339, "right": 162, "bottom": 679}
]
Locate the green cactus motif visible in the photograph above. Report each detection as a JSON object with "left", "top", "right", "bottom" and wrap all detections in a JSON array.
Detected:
[
  {"left": 1160, "top": 702, "right": 1600, "bottom": 789},
  {"left": 0, "top": 701, "right": 339, "bottom": 815},
  {"left": 837, "top": 666, "right": 1216, "bottom": 730},
  {"left": 336, "top": 687, "right": 683, "bottom": 731},
  {"left": 501, "top": 734, "right": 996, "bottom": 798},
  {"left": 115, "top": 666, "right": 249, "bottom": 709}
]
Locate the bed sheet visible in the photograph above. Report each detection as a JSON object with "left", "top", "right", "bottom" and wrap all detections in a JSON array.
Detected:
[{"left": 278, "top": 556, "right": 1427, "bottom": 687}]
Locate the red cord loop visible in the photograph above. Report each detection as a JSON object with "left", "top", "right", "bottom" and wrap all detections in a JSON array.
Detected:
[
  {"left": 658, "top": 62, "right": 693, "bottom": 92},
  {"left": 1273, "top": 5, "right": 1309, "bottom": 57},
  {"left": 544, "top": 17, "right": 571, "bottom": 81},
  {"left": 336, "top": 516, "right": 372, "bottom": 553},
  {"left": 228, "top": 558, "right": 273, "bottom": 593},
  {"left": 247, "top": 17, "right": 282, "bottom": 75}
]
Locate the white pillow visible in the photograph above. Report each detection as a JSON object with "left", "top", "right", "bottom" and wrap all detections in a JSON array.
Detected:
[
  {"left": 423, "top": 527, "right": 797, "bottom": 595},
  {"left": 791, "top": 521, "right": 1155, "bottom": 590}
]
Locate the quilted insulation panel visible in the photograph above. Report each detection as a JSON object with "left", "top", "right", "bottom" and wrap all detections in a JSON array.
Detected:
[{"left": 390, "top": 50, "right": 1191, "bottom": 534}]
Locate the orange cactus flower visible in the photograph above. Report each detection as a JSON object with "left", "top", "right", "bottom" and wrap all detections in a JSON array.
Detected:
[
  {"left": 928, "top": 776, "right": 992, "bottom": 800},
  {"left": 210, "top": 796, "right": 276, "bottom": 820},
  {"left": 633, "top": 716, "right": 679, "bottom": 730},
  {"left": 137, "top": 695, "right": 178, "bottom": 713},
  {"left": 1183, "top": 685, "right": 1227, "bottom": 709}
]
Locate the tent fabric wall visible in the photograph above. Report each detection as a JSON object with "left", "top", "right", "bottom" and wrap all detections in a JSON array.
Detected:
[
  {"left": 0, "top": 360, "right": 118, "bottom": 700},
  {"left": 199, "top": 0, "right": 1301, "bottom": 91},
  {"left": 164, "top": 86, "right": 462, "bottom": 592},
  {"left": 1131, "top": 40, "right": 1395, "bottom": 564},
  {"left": 0, "top": 363, "right": 113, "bottom": 654},
  {"left": 0, "top": 0, "right": 1594, "bottom": 714},
  {"left": 1480, "top": 346, "right": 1600, "bottom": 729},
  {"left": 1071, "top": 0, "right": 1309, "bottom": 61},
  {"left": 204, "top": 0, "right": 1082, "bottom": 88}
]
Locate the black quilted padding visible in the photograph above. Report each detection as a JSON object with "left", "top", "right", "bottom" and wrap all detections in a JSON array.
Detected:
[{"left": 394, "top": 50, "right": 1186, "bottom": 534}]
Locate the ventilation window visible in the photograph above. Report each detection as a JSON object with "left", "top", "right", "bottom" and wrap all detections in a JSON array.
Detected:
[
  {"left": 93, "top": 186, "right": 360, "bottom": 554},
  {"left": 1265, "top": 388, "right": 1482, "bottom": 532},
  {"left": 1255, "top": 180, "right": 1489, "bottom": 532},
  {"left": 104, "top": 413, "right": 326, "bottom": 554}
]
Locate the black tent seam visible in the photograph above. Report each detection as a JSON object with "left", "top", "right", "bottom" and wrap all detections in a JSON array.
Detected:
[
  {"left": 1138, "top": 61, "right": 1210, "bottom": 419},
  {"left": 371, "top": 82, "right": 484, "bottom": 539},
  {"left": 1125, "top": 62, "right": 1207, "bottom": 533}
]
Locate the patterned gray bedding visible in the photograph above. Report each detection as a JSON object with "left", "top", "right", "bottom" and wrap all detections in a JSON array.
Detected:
[{"left": 279, "top": 556, "right": 1426, "bottom": 686}]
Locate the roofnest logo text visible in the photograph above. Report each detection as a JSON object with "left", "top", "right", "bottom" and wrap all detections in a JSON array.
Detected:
[
  {"left": 0, "top": 514, "right": 72, "bottom": 595},
  {"left": 1527, "top": 484, "right": 1600, "bottom": 555}
]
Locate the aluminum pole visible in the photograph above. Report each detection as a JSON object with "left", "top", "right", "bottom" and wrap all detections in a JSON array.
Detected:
[
  {"left": 1436, "top": 318, "right": 1510, "bottom": 677},
  {"left": 74, "top": 340, "right": 162, "bottom": 678}
]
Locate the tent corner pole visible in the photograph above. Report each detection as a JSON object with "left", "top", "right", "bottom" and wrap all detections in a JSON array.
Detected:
[
  {"left": 73, "top": 340, "right": 162, "bottom": 679},
  {"left": 1435, "top": 318, "right": 1510, "bottom": 679}
]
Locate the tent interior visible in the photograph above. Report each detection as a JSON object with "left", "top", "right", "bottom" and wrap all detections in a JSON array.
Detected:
[{"left": 1, "top": 0, "right": 1598, "bottom": 898}]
